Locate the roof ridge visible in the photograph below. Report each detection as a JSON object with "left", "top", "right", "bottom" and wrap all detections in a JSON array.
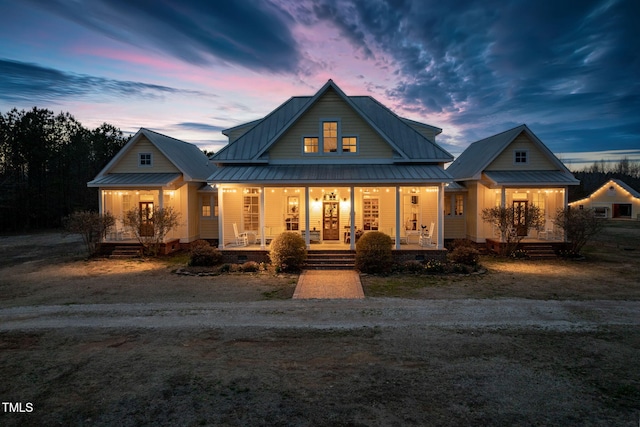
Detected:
[{"left": 140, "top": 127, "right": 195, "bottom": 147}]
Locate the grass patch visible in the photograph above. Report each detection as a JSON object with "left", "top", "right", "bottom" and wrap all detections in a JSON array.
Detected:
[{"left": 362, "top": 275, "right": 446, "bottom": 297}]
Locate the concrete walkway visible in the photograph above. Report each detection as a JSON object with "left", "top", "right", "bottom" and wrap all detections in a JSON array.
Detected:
[{"left": 293, "top": 270, "right": 364, "bottom": 299}]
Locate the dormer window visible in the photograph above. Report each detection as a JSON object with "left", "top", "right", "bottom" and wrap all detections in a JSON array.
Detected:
[
  {"left": 323, "top": 121, "right": 338, "bottom": 152},
  {"left": 514, "top": 150, "right": 528, "bottom": 164},
  {"left": 303, "top": 120, "right": 357, "bottom": 154},
  {"left": 139, "top": 153, "right": 152, "bottom": 167}
]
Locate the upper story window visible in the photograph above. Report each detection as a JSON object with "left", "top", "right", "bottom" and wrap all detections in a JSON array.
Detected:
[
  {"left": 303, "top": 137, "right": 319, "bottom": 153},
  {"left": 139, "top": 152, "right": 152, "bottom": 167},
  {"left": 303, "top": 120, "right": 358, "bottom": 154},
  {"left": 323, "top": 121, "right": 338, "bottom": 152},
  {"left": 514, "top": 150, "right": 528, "bottom": 164},
  {"left": 342, "top": 137, "right": 357, "bottom": 153}
]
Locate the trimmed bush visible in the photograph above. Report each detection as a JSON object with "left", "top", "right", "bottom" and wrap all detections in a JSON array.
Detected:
[
  {"left": 188, "top": 240, "right": 222, "bottom": 267},
  {"left": 240, "top": 261, "right": 260, "bottom": 272},
  {"left": 269, "top": 232, "right": 307, "bottom": 273},
  {"left": 448, "top": 246, "right": 480, "bottom": 266},
  {"left": 355, "top": 231, "right": 393, "bottom": 274}
]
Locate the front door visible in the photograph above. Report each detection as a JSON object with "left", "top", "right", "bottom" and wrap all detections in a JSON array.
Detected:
[
  {"left": 512, "top": 201, "right": 528, "bottom": 236},
  {"left": 139, "top": 202, "right": 154, "bottom": 237},
  {"left": 323, "top": 202, "right": 339, "bottom": 240}
]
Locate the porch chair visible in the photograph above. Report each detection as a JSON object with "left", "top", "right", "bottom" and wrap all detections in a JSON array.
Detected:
[
  {"left": 232, "top": 223, "right": 249, "bottom": 247},
  {"left": 419, "top": 222, "right": 435, "bottom": 247}
]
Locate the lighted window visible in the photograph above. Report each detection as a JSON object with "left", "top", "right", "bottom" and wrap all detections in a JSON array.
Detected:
[
  {"left": 342, "top": 136, "right": 357, "bottom": 153},
  {"left": 514, "top": 150, "right": 528, "bottom": 164},
  {"left": 455, "top": 195, "right": 464, "bottom": 215},
  {"left": 202, "top": 196, "right": 211, "bottom": 217},
  {"left": 303, "top": 137, "right": 318, "bottom": 153},
  {"left": 323, "top": 121, "right": 338, "bottom": 152},
  {"left": 139, "top": 153, "right": 152, "bottom": 167}
]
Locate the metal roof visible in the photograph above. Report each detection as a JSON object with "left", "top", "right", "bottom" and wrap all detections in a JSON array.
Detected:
[
  {"left": 207, "top": 164, "right": 452, "bottom": 185},
  {"left": 483, "top": 171, "right": 579, "bottom": 186},
  {"left": 446, "top": 125, "right": 527, "bottom": 180},
  {"left": 87, "top": 173, "right": 181, "bottom": 187},
  {"left": 445, "top": 181, "right": 467, "bottom": 191},
  {"left": 212, "top": 80, "right": 452, "bottom": 163},
  {"left": 138, "top": 128, "right": 212, "bottom": 181}
]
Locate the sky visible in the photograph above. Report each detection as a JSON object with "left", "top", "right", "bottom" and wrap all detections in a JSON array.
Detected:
[{"left": 1, "top": 0, "right": 639, "bottom": 169}]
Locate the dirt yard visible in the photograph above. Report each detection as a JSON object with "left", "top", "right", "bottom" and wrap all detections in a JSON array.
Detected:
[{"left": 0, "top": 224, "right": 639, "bottom": 426}]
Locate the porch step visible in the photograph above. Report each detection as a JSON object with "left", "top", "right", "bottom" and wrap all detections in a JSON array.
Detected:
[
  {"left": 305, "top": 250, "right": 356, "bottom": 270},
  {"left": 520, "top": 244, "right": 557, "bottom": 259},
  {"left": 109, "top": 245, "right": 143, "bottom": 258}
]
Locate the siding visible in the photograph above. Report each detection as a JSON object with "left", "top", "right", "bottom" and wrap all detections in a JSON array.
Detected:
[
  {"left": 268, "top": 89, "right": 393, "bottom": 161},
  {"left": 404, "top": 122, "right": 438, "bottom": 142},
  {"left": 486, "top": 134, "right": 556, "bottom": 171},
  {"left": 111, "top": 137, "right": 180, "bottom": 173}
]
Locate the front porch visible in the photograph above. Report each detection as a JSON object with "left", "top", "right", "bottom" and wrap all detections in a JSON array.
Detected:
[{"left": 217, "top": 185, "right": 447, "bottom": 251}]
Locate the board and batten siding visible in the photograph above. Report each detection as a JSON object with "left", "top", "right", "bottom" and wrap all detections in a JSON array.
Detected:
[
  {"left": 268, "top": 89, "right": 394, "bottom": 161},
  {"left": 486, "top": 133, "right": 556, "bottom": 171},
  {"left": 111, "top": 137, "right": 180, "bottom": 174}
]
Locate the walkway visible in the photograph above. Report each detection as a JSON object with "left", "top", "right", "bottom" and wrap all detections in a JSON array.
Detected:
[{"left": 293, "top": 270, "right": 364, "bottom": 299}]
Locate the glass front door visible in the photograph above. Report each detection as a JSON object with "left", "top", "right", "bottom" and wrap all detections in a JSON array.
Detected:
[
  {"left": 140, "top": 202, "right": 154, "bottom": 237},
  {"left": 512, "top": 201, "right": 528, "bottom": 236},
  {"left": 323, "top": 202, "right": 339, "bottom": 240}
]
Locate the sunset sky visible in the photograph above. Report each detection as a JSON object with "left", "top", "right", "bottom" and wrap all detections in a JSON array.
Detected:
[{"left": 1, "top": 0, "right": 638, "bottom": 168}]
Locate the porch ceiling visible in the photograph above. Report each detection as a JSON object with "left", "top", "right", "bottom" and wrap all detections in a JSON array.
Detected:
[
  {"left": 483, "top": 170, "right": 579, "bottom": 187},
  {"left": 87, "top": 172, "right": 182, "bottom": 187},
  {"left": 207, "top": 164, "right": 452, "bottom": 185}
]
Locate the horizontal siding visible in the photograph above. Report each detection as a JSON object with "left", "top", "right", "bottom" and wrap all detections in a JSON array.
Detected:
[
  {"left": 444, "top": 217, "right": 466, "bottom": 239},
  {"left": 269, "top": 90, "right": 393, "bottom": 161},
  {"left": 111, "top": 137, "right": 179, "bottom": 174},
  {"left": 487, "top": 134, "right": 555, "bottom": 171},
  {"left": 404, "top": 122, "right": 437, "bottom": 142}
]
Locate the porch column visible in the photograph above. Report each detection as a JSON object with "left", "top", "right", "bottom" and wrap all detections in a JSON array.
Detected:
[
  {"left": 159, "top": 188, "right": 164, "bottom": 209},
  {"left": 259, "top": 187, "right": 266, "bottom": 249},
  {"left": 438, "top": 183, "right": 444, "bottom": 249},
  {"left": 350, "top": 186, "right": 355, "bottom": 251},
  {"left": 501, "top": 187, "right": 506, "bottom": 208},
  {"left": 395, "top": 186, "right": 401, "bottom": 250},
  {"left": 98, "top": 190, "right": 103, "bottom": 215},
  {"left": 305, "top": 187, "right": 311, "bottom": 249},
  {"left": 218, "top": 186, "right": 225, "bottom": 249}
]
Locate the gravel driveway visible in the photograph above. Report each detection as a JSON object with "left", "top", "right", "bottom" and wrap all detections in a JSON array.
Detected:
[{"left": 2, "top": 298, "right": 638, "bottom": 331}]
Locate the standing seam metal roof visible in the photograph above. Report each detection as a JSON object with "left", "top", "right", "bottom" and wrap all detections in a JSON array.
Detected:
[{"left": 212, "top": 81, "right": 452, "bottom": 163}]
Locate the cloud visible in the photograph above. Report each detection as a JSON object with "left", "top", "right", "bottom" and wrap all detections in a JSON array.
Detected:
[
  {"left": 25, "top": 0, "right": 301, "bottom": 73},
  {"left": 174, "top": 122, "right": 227, "bottom": 133},
  {"left": 0, "top": 59, "right": 211, "bottom": 103}
]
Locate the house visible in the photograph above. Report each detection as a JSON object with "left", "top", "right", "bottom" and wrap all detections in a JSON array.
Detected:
[
  {"left": 88, "top": 128, "right": 215, "bottom": 248},
  {"left": 445, "top": 124, "right": 579, "bottom": 243},
  {"left": 208, "top": 79, "right": 454, "bottom": 254},
  {"left": 569, "top": 179, "right": 640, "bottom": 220}
]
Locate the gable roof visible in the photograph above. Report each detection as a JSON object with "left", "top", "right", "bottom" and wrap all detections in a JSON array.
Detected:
[
  {"left": 91, "top": 128, "right": 212, "bottom": 183},
  {"left": 213, "top": 80, "right": 452, "bottom": 163},
  {"left": 446, "top": 124, "right": 575, "bottom": 182},
  {"left": 571, "top": 179, "right": 640, "bottom": 205}
]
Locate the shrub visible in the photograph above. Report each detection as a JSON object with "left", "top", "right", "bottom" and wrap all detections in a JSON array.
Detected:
[
  {"left": 448, "top": 246, "right": 480, "bottom": 266},
  {"left": 402, "top": 260, "right": 425, "bottom": 274},
  {"left": 355, "top": 231, "right": 393, "bottom": 274},
  {"left": 269, "top": 232, "right": 307, "bottom": 273},
  {"left": 63, "top": 211, "right": 115, "bottom": 256},
  {"left": 188, "top": 240, "right": 222, "bottom": 267},
  {"left": 425, "top": 259, "right": 445, "bottom": 273},
  {"left": 240, "top": 261, "right": 260, "bottom": 272}
]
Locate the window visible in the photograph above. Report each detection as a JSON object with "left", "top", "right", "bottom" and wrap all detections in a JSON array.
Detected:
[
  {"left": 139, "top": 153, "right": 152, "bottom": 167},
  {"left": 444, "top": 195, "right": 452, "bottom": 215},
  {"left": 304, "top": 137, "right": 319, "bottom": 153},
  {"left": 323, "top": 121, "right": 338, "bottom": 152},
  {"left": 455, "top": 195, "right": 464, "bottom": 215},
  {"left": 514, "top": 150, "right": 528, "bottom": 164},
  {"left": 243, "top": 188, "right": 260, "bottom": 231},
  {"left": 342, "top": 136, "right": 357, "bottom": 153},
  {"left": 201, "top": 195, "right": 212, "bottom": 217},
  {"left": 362, "top": 196, "right": 379, "bottom": 230}
]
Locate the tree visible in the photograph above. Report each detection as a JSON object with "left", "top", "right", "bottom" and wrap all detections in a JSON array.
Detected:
[
  {"left": 63, "top": 211, "right": 115, "bottom": 256},
  {"left": 124, "top": 206, "right": 181, "bottom": 256},
  {"left": 553, "top": 208, "right": 605, "bottom": 255},
  {"left": 481, "top": 205, "right": 545, "bottom": 256}
]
